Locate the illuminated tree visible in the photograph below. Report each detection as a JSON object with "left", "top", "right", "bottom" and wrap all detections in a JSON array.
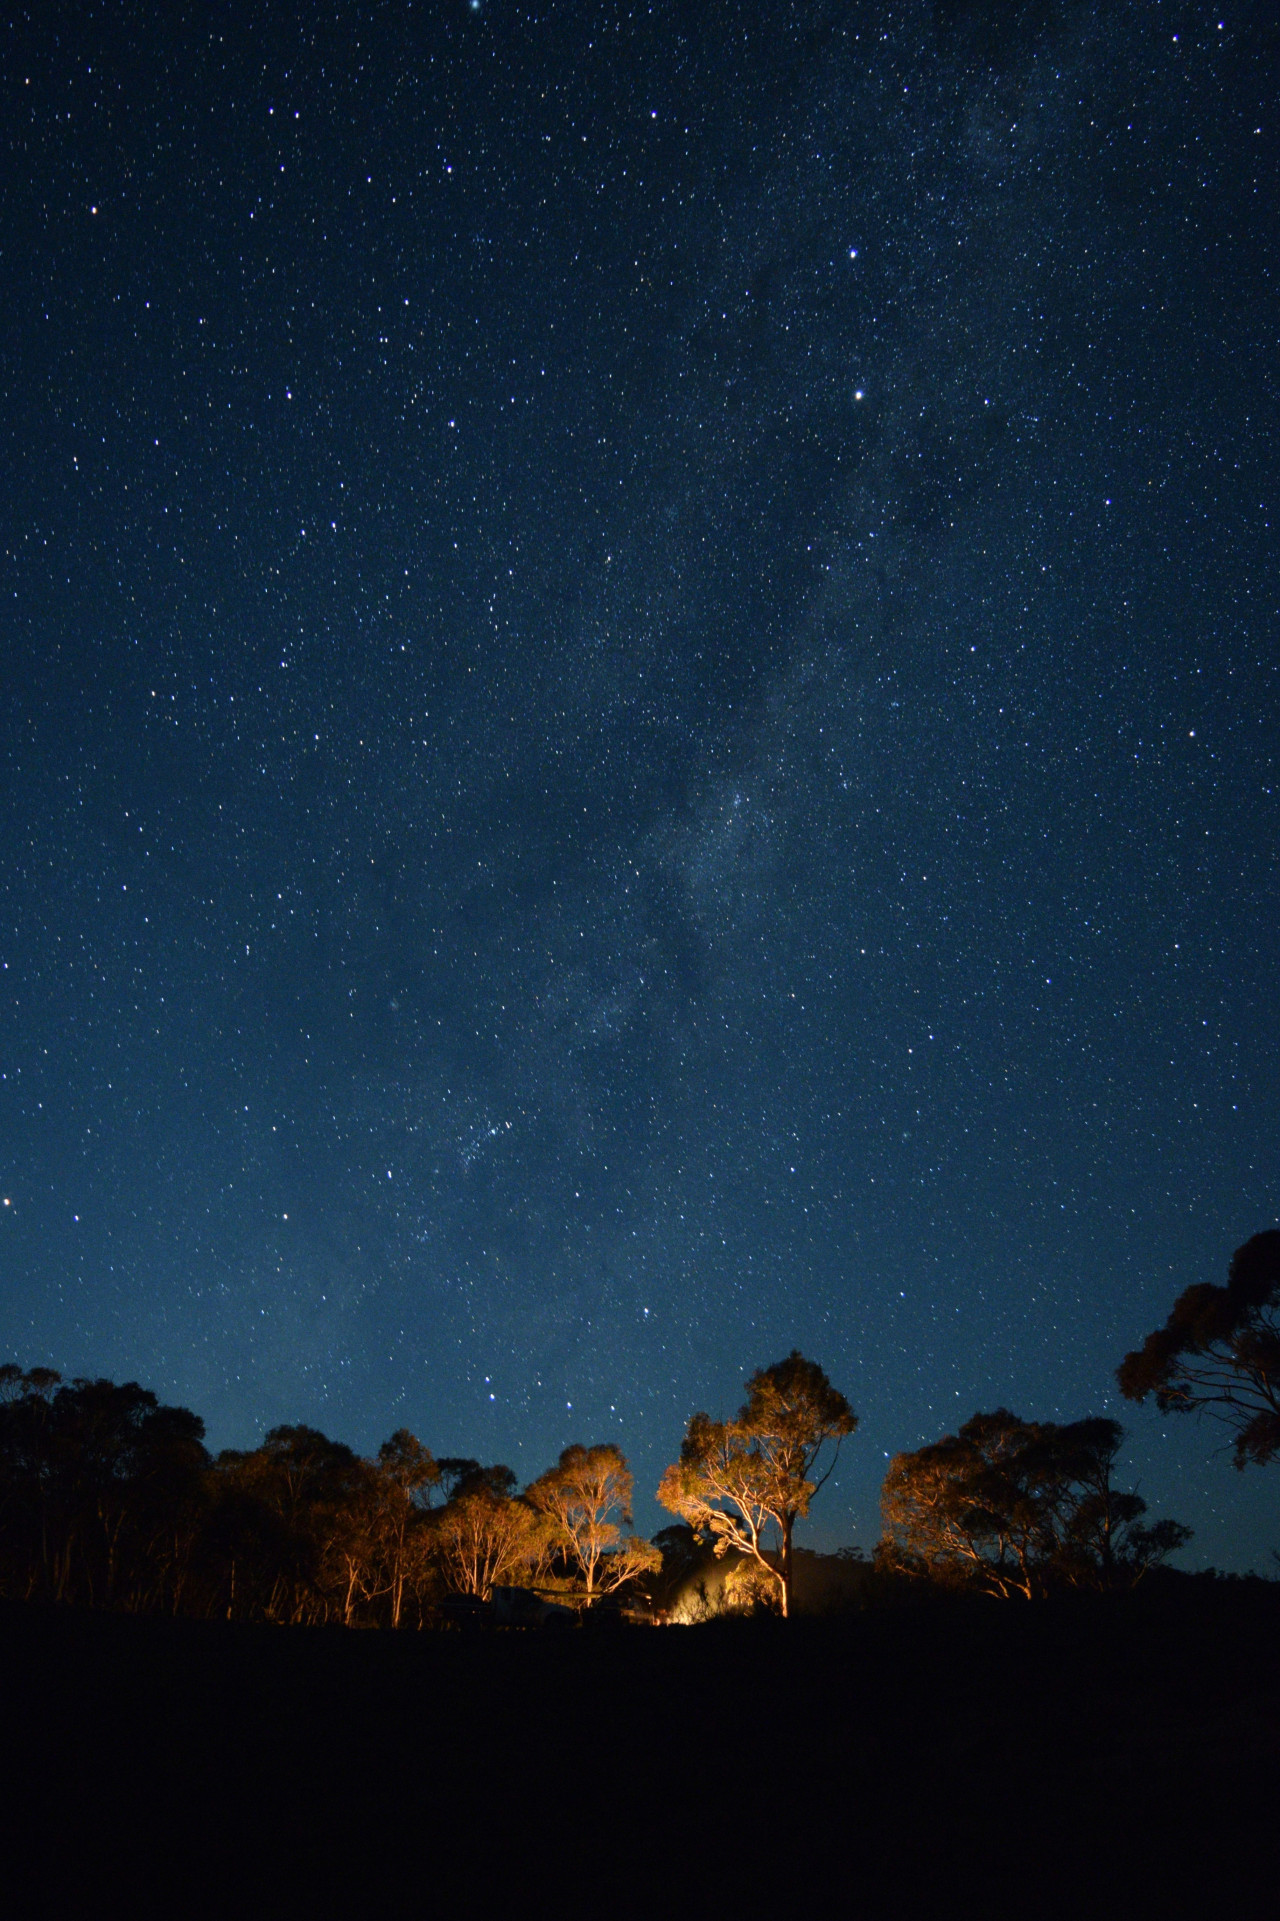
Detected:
[
  {"left": 1117, "top": 1229, "right": 1280, "bottom": 1468},
  {"left": 526, "top": 1444, "right": 660, "bottom": 1605},
  {"left": 880, "top": 1410, "right": 1190, "bottom": 1599},
  {"left": 657, "top": 1351, "right": 857, "bottom": 1617},
  {"left": 427, "top": 1468, "right": 548, "bottom": 1600}
]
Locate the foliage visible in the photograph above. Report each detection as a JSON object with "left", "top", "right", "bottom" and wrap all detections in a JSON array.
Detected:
[
  {"left": 211, "top": 1426, "right": 384, "bottom": 1625},
  {"left": 880, "top": 1409, "right": 1191, "bottom": 1599},
  {"left": 435, "top": 1457, "right": 507, "bottom": 1502},
  {"left": 525, "top": 1443, "right": 660, "bottom": 1604},
  {"left": 0, "top": 1367, "right": 209, "bottom": 1610},
  {"left": 371, "top": 1430, "right": 441, "bottom": 1626},
  {"left": 377, "top": 1428, "right": 441, "bottom": 1504},
  {"left": 0, "top": 1367, "right": 459, "bottom": 1627},
  {"left": 427, "top": 1474, "right": 549, "bottom": 1600},
  {"left": 0, "top": 1336, "right": 1220, "bottom": 1631},
  {"left": 719, "top": 1556, "right": 782, "bottom": 1615},
  {"left": 1117, "top": 1229, "right": 1280, "bottom": 1468},
  {"left": 657, "top": 1351, "right": 856, "bottom": 1617}
]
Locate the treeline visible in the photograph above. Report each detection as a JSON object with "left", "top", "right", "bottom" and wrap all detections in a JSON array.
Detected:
[
  {"left": 0, "top": 1357, "right": 1193, "bottom": 1627},
  {"left": 1, "top": 1228, "right": 1274, "bottom": 1624},
  {"left": 0, "top": 1369, "right": 660, "bottom": 1625}
]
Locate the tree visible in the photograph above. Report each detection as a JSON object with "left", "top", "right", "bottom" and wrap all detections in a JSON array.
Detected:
[
  {"left": 1117, "top": 1229, "right": 1280, "bottom": 1468},
  {"left": 1053, "top": 1419, "right": 1192, "bottom": 1592},
  {"left": 435, "top": 1458, "right": 506, "bottom": 1502},
  {"left": 211, "top": 1425, "right": 382, "bottom": 1625},
  {"left": 880, "top": 1409, "right": 1190, "bottom": 1599},
  {"left": 427, "top": 1468, "right": 548, "bottom": 1600},
  {"left": 657, "top": 1351, "right": 857, "bottom": 1618},
  {"left": 526, "top": 1444, "right": 660, "bottom": 1605},
  {"left": 374, "top": 1431, "right": 440, "bottom": 1627},
  {"left": 0, "top": 1368, "right": 209, "bottom": 1610}
]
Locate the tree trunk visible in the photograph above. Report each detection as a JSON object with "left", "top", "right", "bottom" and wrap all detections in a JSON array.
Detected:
[{"left": 780, "top": 1514, "right": 794, "bottom": 1619}]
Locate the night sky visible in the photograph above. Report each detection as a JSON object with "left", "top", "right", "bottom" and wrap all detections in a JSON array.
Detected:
[{"left": 3, "top": 1, "right": 1276, "bottom": 1567}]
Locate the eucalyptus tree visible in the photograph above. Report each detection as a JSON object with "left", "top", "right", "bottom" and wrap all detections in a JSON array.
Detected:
[
  {"left": 1118, "top": 1229, "right": 1280, "bottom": 1469},
  {"left": 0, "top": 1367, "right": 209, "bottom": 1610},
  {"left": 526, "top": 1444, "right": 659, "bottom": 1605},
  {"left": 880, "top": 1409, "right": 1190, "bottom": 1598},
  {"left": 427, "top": 1465, "right": 548, "bottom": 1600},
  {"left": 657, "top": 1352, "right": 857, "bottom": 1618}
]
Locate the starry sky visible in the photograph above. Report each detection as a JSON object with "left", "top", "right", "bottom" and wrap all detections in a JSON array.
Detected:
[{"left": 2, "top": 1, "right": 1276, "bottom": 1567}]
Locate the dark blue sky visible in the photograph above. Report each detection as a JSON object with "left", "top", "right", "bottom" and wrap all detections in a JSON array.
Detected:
[{"left": 2, "top": 0, "right": 1276, "bottom": 1566}]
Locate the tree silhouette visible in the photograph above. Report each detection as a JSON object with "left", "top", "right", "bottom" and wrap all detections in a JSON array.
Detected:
[
  {"left": 1117, "top": 1229, "right": 1280, "bottom": 1468},
  {"left": 0, "top": 1368, "right": 208, "bottom": 1610},
  {"left": 435, "top": 1458, "right": 511, "bottom": 1502},
  {"left": 212, "top": 1426, "right": 382, "bottom": 1625},
  {"left": 657, "top": 1351, "right": 856, "bottom": 1617},
  {"left": 374, "top": 1430, "right": 440, "bottom": 1627},
  {"left": 526, "top": 1444, "right": 660, "bottom": 1605},
  {"left": 880, "top": 1409, "right": 1190, "bottom": 1598}
]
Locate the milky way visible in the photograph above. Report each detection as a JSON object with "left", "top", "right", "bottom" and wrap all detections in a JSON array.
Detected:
[{"left": 2, "top": 2, "right": 1276, "bottom": 1564}]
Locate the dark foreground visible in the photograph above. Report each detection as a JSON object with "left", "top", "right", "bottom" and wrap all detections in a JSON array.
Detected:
[{"left": 2, "top": 1581, "right": 1276, "bottom": 1916}]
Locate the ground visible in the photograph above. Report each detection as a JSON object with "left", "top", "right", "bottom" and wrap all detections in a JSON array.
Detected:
[{"left": 1, "top": 1582, "right": 1275, "bottom": 1914}]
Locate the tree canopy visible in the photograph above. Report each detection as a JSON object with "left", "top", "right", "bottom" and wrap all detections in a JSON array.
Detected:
[
  {"left": 0, "top": 1311, "right": 1233, "bottom": 1628},
  {"left": 0, "top": 1368, "right": 209, "bottom": 1611},
  {"left": 1117, "top": 1229, "right": 1280, "bottom": 1468},
  {"left": 526, "top": 1444, "right": 660, "bottom": 1604},
  {"left": 427, "top": 1473, "right": 549, "bottom": 1600},
  {"left": 881, "top": 1409, "right": 1190, "bottom": 1599},
  {"left": 657, "top": 1351, "right": 856, "bottom": 1617}
]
